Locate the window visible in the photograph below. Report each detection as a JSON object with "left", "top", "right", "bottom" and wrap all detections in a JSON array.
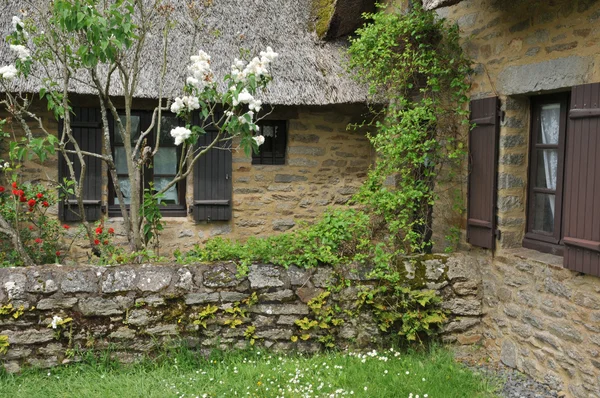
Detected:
[
  {"left": 252, "top": 120, "right": 287, "bottom": 165},
  {"left": 109, "top": 112, "right": 186, "bottom": 217},
  {"left": 523, "top": 94, "right": 568, "bottom": 255}
]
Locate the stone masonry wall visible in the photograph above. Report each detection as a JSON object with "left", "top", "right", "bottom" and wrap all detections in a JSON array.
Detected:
[
  {"left": 431, "top": 0, "right": 600, "bottom": 251},
  {"left": 469, "top": 248, "right": 600, "bottom": 398},
  {"left": 0, "top": 254, "right": 482, "bottom": 373},
  {"left": 1, "top": 100, "right": 374, "bottom": 257}
]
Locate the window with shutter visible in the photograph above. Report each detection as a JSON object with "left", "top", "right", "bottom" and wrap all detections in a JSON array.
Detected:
[
  {"left": 467, "top": 97, "right": 500, "bottom": 249},
  {"left": 563, "top": 83, "right": 600, "bottom": 276},
  {"left": 58, "top": 107, "right": 103, "bottom": 222},
  {"left": 252, "top": 120, "right": 287, "bottom": 165}
]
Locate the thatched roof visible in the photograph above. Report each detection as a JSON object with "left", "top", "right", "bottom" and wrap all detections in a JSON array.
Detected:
[{"left": 0, "top": 1, "right": 369, "bottom": 106}]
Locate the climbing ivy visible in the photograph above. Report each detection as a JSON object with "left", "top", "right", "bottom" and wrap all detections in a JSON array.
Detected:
[{"left": 348, "top": 2, "right": 471, "bottom": 255}]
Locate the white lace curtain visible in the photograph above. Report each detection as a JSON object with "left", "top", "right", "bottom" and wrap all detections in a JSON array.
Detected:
[{"left": 539, "top": 103, "right": 560, "bottom": 217}]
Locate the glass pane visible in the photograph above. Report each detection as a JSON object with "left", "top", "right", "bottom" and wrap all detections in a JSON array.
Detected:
[
  {"left": 532, "top": 193, "right": 555, "bottom": 234},
  {"left": 114, "top": 147, "right": 128, "bottom": 173},
  {"left": 535, "top": 149, "right": 558, "bottom": 190},
  {"left": 114, "top": 115, "right": 141, "bottom": 144},
  {"left": 262, "top": 125, "right": 275, "bottom": 138},
  {"left": 537, "top": 103, "right": 560, "bottom": 145},
  {"left": 154, "top": 147, "right": 178, "bottom": 175},
  {"left": 154, "top": 177, "right": 179, "bottom": 205},
  {"left": 159, "top": 115, "right": 179, "bottom": 146},
  {"left": 114, "top": 177, "right": 131, "bottom": 205}
]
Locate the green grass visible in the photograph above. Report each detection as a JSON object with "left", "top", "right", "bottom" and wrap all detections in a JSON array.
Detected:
[{"left": 0, "top": 346, "right": 499, "bottom": 398}]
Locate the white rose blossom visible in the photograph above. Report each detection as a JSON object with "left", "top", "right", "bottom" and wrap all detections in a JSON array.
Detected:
[
  {"left": 253, "top": 135, "right": 265, "bottom": 146},
  {"left": 0, "top": 65, "right": 18, "bottom": 80},
  {"left": 170, "top": 96, "right": 200, "bottom": 114},
  {"left": 233, "top": 89, "right": 254, "bottom": 106},
  {"left": 50, "top": 315, "right": 62, "bottom": 329},
  {"left": 10, "top": 44, "right": 31, "bottom": 61},
  {"left": 248, "top": 98, "right": 262, "bottom": 113},
  {"left": 238, "top": 111, "right": 254, "bottom": 124},
  {"left": 170, "top": 126, "right": 192, "bottom": 146}
]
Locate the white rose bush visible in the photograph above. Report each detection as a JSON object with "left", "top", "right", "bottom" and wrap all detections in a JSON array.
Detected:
[{"left": 0, "top": 1, "right": 276, "bottom": 256}]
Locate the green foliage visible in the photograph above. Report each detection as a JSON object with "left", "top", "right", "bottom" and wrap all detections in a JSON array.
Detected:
[
  {"left": 348, "top": 2, "right": 471, "bottom": 255},
  {"left": 177, "top": 208, "right": 370, "bottom": 273},
  {"left": 357, "top": 285, "right": 447, "bottom": 342},
  {"left": 192, "top": 304, "right": 219, "bottom": 329},
  {"left": 291, "top": 292, "right": 344, "bottom": 348},
  {"left": 140, "top": 184, "right": 165, "bottom": 253},
  {"left": 0, "top": 335, "right": 8, "bottom": 355}
]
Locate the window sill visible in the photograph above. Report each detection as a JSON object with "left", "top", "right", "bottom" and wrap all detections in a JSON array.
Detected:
[{"left": 503, "top": 247, "right": 563, "bottom": 269}]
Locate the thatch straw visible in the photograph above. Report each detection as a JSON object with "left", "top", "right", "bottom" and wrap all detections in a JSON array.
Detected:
[{"left": 0, "top": 0, "right": 369, "bottom": 105}]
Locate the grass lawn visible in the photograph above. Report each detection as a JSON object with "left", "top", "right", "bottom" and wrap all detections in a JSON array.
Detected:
[{"left": 0, "top": 346, "right": 499, "bottom": 397}]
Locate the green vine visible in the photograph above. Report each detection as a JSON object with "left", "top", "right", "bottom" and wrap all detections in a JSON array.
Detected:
[{"left": 348, "top": 2, "right": 471, "bottom": 256}]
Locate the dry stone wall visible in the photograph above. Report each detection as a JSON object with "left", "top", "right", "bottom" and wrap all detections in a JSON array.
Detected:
[{"left": 0, "top": 255, "right": 482, "bottom": 373}]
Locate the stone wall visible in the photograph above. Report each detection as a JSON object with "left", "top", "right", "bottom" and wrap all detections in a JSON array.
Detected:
[
  {"left": 432, "top": 0, "right": 600, "bottom": 251},
  {"left": 1, "top": 99, "right": 374, "bottom": 257},
  {"left": 468, "top": 248, "right": 600, "bottom": 398},
  {"left": 0, "top": 255, "right": 482, "bottom": 373}
]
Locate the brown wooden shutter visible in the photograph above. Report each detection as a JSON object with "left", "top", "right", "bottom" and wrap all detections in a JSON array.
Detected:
[
  {"left": 58, "top": 107, "right": 103, "bottom": 222},
  {"left": 192, "top": 116, "right": 232, "bottom": 222},
  {"left": 467, "top": 97, "right": 500, "bottom": 249},
  {"left": 563, "top": 83, "right": 600, "bottom": 275}
]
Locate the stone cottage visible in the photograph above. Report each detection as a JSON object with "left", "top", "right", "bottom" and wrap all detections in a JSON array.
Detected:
[
  {"left": 425, "top": 0, "right": 600, "bottom": 396},
  {"left": 0, "top": 0, "right": 376, "bottom": 254}
]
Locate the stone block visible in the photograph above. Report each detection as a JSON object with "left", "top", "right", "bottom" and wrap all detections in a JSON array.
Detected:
[
  {"left": 174, "top": 268, "right": 193, "bottom": 291},
  {"left": 61, "top": 270, "right": 99, "bottom": 293},
  {"left": 2, "top": 329, "right": 55, "bottom": 345},
  {"left": 146, "top": 324, "right": 179, "bottom": 335},
  {"left": 312, "top": 268, "right": 337, "bottom": 288},
  {"left": 501, "top": 339, "right": 517, "bottom": 368},
  {"left": 102, "top": 269, "right": 137, "bottom": 293},
  {"left": 219, "top": 292, "right": 249, "bottom": 302},
  {"left": 547, "top": 323, "right": 583, "bottom": 343},
  {"left": 288, "top": 146, "right": 326, "bottom": 156},
  {"left": 185, "top": 293, "right": 220, "bottom": 305},
  {"left": 274, "top": 174, "right": 308, "bottom": 183},
  {"left": 4, "top": 274, "right": 27, "bottom": 301},
  {"left": 127, "top": 309, "right": 157, "bottom": 327},
  {"left": 444, "top": 317, "right": 480, "bottom": 333},
  {"left": 27, "top": 273, "right": 58, "bottom": 294},
  {"left": 499, "top": 135, "right": 525, "bottom": 149},
  {"left": 498, "top": 195, "right": 523, "bottom": 212},
  {"left": 288, "top": 158, "right": 318, "bottom": 167},
  {"left": 272, "top": 219, "right": 295, "bottom": 232},
  {"left": 79, "top": 298, "right": 123, "bottom": 316},
  {"left": 37, "top": 297, "right": 78, "bottom": 310},
  {"left": 260, "top": 289, "right": 295, "bottom": 302},
  {"left": 498, "top": 173, "right": 524, "bottom": 189},
  {"left": 137, "top": 270, "right": 172, "bottom": 292},
  {"left": 255, "top": 328, "right": 293, "bottom": 340},
  {"left": 110, "top": 327, "right": 136, "bottom": 339},
  {"left": 249, "top": 304, "right": 309, "bottom": 316},
  {"left": 248, "top": 264, "right": 284, "bottom": 289},
  {"left": 203, "top": 265, "right": 238, "bottom": 288},
  {"left": 497, "top": 56, "right": 592, "bottom": 96},
  {"left": 443, "top": 298, "right": 482, "bottom": 316}
]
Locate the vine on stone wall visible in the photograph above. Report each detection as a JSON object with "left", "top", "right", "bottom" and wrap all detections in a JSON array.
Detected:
[{"left": 348, "top": 2, "right": 471, "bottom": 255}]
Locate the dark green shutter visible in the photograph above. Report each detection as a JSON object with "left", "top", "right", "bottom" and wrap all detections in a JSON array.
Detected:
[
  {"left": 192, "top": 114, "right": 232, "bottom": 222},
  {"left": 58, "top": 107, "right": 103, "bottom": 222}
]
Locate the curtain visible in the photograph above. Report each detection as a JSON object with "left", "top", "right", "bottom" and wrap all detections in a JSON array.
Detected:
[{"left": 539, "top": 103, "right": 560, "bottom": 217}]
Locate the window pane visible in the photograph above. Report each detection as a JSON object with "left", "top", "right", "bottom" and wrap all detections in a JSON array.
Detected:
[
  {"left": 114, "top": 177, "right": 131, "bottom": 205},
  {"left": 154, "top": 177, "right": 179, "bottom": 205},
  {"left": 159, "top": 115, "right": 179, "bottom": 146},
  {"left": 154, "top": 147, "right": 178, "bottom": 175},
  {"left": 532, "top": 193, "right": 555, "bottom": 234},
  {"left": 535, "top": 149, "right": 558, "bottom": 190},
  {"left": 537, "top": 103, "right": 560, "bottom": 145},
  {"left": 114, "top": 115, "right": 141, "bottom": 144},
  {"left": 114, "top": 146, "right": 128, "bottom": 173}
]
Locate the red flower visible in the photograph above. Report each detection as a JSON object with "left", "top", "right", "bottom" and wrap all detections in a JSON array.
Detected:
[
  {"left": 108, "top": 228, "right": 115, "bottom": 234},
  {"left": 95, "top": 227, "right": 103, "bottom": 234},
  {"left": 35, "top": 238, "right": 42, "bottom": 244},
  {"left": 28, "top": 207, "right": 34, "bottom": 212},
  {"left": 42, "top": 201, "right": 49, "bottom": 207},
  {"left": 19, "top": 195, "right": 27, "bottom": 202},
  {"left": 36, "top": 193, "right": 43, "bottom": 199},
  {"left": 28, "top": 225, "right": 34, "bottom": 231},
  {"left": 103, "top": 240, "right": 109, "bottom": 245},
  {"left": 63, "top": 224, "right": 70, "bottom": 230},
  {"left": 55, "top": 251, "right": 61, "bottom": 256},
  {"left": 0, "top": 186, "right": 5, "bottom": 193},
  {"left": 11, "top": 182, "right": 17, "bottom": 189},
  {"left": 27, "top": 199, "right": 36, "bottom": 207},
  {"left": 94, "top": 239, "right": 100, "bottom": 245}
]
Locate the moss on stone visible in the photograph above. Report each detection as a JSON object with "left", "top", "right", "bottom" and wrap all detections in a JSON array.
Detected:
[{"left": 311, "top": 0, "right": 336, "bottom": 39}]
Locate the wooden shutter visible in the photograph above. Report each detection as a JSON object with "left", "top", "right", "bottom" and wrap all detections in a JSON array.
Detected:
[
  {"left": 467, "top": 97, "right": 500, "bottom": 249},
  {"left": 58, "top": 107, "right": 103, "bottom": 222},
  {"left": 192, "top": 122, "right": 232, "bottom": 222},
  {"left": 563, "top": 83, "right": 600, "bottom": 275}
]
